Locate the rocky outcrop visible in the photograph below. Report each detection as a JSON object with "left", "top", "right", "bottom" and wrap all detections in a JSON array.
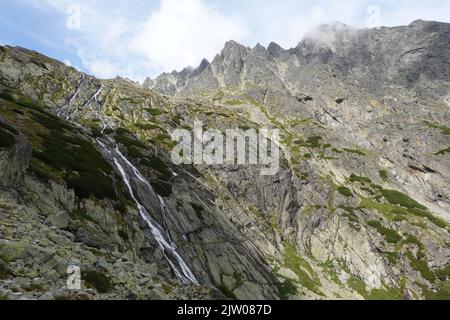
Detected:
[{"left": 1, "top": 20, "right": 450, "bottom": 300}]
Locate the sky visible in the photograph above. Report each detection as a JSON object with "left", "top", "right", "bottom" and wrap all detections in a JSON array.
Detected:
[{"left": 0, "top": 0, "right": 449, "bottom": 82}]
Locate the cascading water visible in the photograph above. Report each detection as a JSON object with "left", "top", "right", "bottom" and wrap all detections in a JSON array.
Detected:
[
  {"left": 61, "top": 85, "right": 199, "bottom": 285},
  {"left": 97, "top": 139, "right": 198, "bottom": 284},
  {"left": 111, "top": 145, "right": 198, "bottom": 284}
]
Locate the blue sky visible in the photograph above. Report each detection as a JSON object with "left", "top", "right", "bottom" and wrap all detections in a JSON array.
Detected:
[{"left": 1, "top": 0, "right": 449, "bottom": 81}]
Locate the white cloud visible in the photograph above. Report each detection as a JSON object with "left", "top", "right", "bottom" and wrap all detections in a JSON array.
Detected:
[
  {"left": 29, "top": 0, "right": 247, "bottom": 81},
  {"left": 130, "top": 0, "right": 247, "bottom": 75},
  {"left": 24, "top": 0, "right": 450, "bottom": 81}
]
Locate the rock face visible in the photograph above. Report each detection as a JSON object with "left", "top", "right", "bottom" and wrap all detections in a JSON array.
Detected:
[{"left": 0, "top": 20, "right": 450, "bottom": 300}]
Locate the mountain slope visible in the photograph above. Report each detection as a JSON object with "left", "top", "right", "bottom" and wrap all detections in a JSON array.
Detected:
[{"left": 1, "top": 20, "right": 450, "bottom": 300}]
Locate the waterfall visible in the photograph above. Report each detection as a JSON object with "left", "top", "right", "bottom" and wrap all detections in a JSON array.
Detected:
[
  {"left": 57, "top": 85, "right": 199, "bottom": 285},
  {"left": 97, "top": 139, "right": 199, "bottom": 285}
]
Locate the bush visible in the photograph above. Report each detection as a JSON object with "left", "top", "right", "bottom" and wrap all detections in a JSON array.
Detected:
[
  {"left": 140, "top": 155, "right": 171, "bottom": 180},
  {"left": 115, "top": 132, "right": 147, "bottom": 149},
  {"left": 337, "top": 186, "right": 353, "bottom": 197},
  {"left": 277, "top": 279, "right": 298, "bottom": 299},
  {"left": 0, "top": 261, "right": 10, "bottom": 279},
  {"left": 145, "top": 108, "right": 164, "bottom": 116},
  {"left": 0, "top": 128, "right": 15, "bottom": 148},
  {"left": 66, "top": 172, "right": 117, "bottom": 200},
  {"left": 82, "top": 270, "right": 112, "bottom": 293},
  {"left": 435, "top": 147, "right": 450, "bottom": 156},
  {"left": 0, "top": 121, "right": 19, "bottom": 135},
  {"left": 150, "top": 179, "right": 172, "bottom": 197},
  {"left": 379, "top": 170, "right": 389, "bottom": 182},
  {"left": 343, "top": 148, "right": 366, "bottom": 156},
  {"left": 349, "top": 174, "right": 372, "bottom": 184},
  {"left": 367, "top": 220, "right": 402, "bottom": 243},
  {"left": 217, "top": 283, "right": 237, "bottom": 300}
]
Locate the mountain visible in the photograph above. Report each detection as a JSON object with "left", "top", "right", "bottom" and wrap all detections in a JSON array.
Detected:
[{"left": 0, "top": 20, "right": 449, "bottom": 300}]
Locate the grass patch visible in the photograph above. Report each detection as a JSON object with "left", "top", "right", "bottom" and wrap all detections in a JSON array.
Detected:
[
  {"left": 343, "top": 148, "right": 366, "bottom": 156},
  {"left": 406, "top": 252, "right": 435, "bottom": 283},
  {"left": 420, "top": 281, "right": 450, "bottom": 300},
  {"left": 283, "top": 242, "right": 322, "bottom": 295},
  {"left": 380, "top": 189, "right": 426, "bottom": 210},
  {"left": 436, "top": 265, "right": 450, "bottom": 281},
  {"left": 424, "top": 121, "right": 450, "bottom": 135},
  {"left": 135, "top": 122, "right": 160, "bottom": 130},
  {"left": 145, "top": 108, "right": 165, "bottom": 116},
  {"left": 347, "top": 276, "right": 367, "bottom": 297}
]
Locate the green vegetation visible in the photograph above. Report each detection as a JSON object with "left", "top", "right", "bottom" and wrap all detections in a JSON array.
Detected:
[
  {"left": 424, "top": 121, "right": 450, "bottom": 135},
  {"left": 406, "top": 252, "right": 435, "bottom": 283},
  {"left": 408, "top": 208, "right": 448, "bottom": 229},
  {"left": 384, "top": 251, "right": 399, "bottom": 264},
  {"left": 402, "top": 234, "right": 426, "bottom": 258},
  {"left": 217, "top": 283, "right": 237, "bottom": 300},
  {"left": 436, "top": 265, "right": 450, "bottom": 281},
  {"left": 366, "top": 287, "right": 403, "bottom": 300},
  {"left": 347, "top": 276, "right": 403, "bottom": 300},
  {"left": 70, "top": 209, "right": 96, "bottom": 223},
  {"left": 367, "top": 220, "right": 402, "bottom": 243},
  {"left": 140, "top": 155, "right": 171, "bottom": 180},
  {"left": 435, "top": 147, "right": 450, "bottom": 155},
  {"left": 360, "top": 198, "right": 397, "bottom": 220},
  {"left": 82, "top": 269, "right": 112, "bottom": 293},
  {"left": 150, "top": 179, "right": 172, "bottom": 197},
  {"left": 135, "top": 122, "right": 160, "bottom": 130},
  {"left": 337, "top": 186, "right": 353, "bottom": 197},
  {"left": 0, "top": 121, "right": 19, "bottom": 135},
  {"left": 379, "top": 170, "right": 389, "bottom": 182},
  {"left": 380, "top": 189, "right": 426, "bottom": 210},
  {"left": 420, "top": 281, "right": 450, "bottom": 300},
  {"left": 115, "top": 129, "right": 147, "bottom": 149},
  {"left": 360, "top": 188, "right": 448, "bottom": 230},
  {"left": 145, "top": 108, "right": 165, "bottom": 116},
  {"left": 277, "top": 279, "right": 298, "bottom": 299},
  {"left": 343, "top": 148, "right": 366, "bottom": 156},
  {"left": 32, "top": 128, "right": 116, "bottom": 200},
  {"left": 191, "top": 202, "right": 204, "bottom": 216},
  {"left": 339, "top": 206, "right": 359, "bottom": 223},
  {"left": 349, "top": 174, "right": 372, "bottom": 184},
  {"left": 0, "top": 261, "right": 10, "bottom": 279},
  {"left": 319, "top": 260, "right": 342, "bottom": 285},
  {"left": 0, "top": 127, "right": 15, "bottom": 148},
  {"left": 223, "top": 99, "right": 243, "bottom": 106},
  {"left": 283, "top": 242, "right": 322, "bottom": 295},
  {"left": 347, "top": 276, "right": 367, "bottom": 297},
  {"left": 1, "top": 91, "right": 120, "bottom": 201}
]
